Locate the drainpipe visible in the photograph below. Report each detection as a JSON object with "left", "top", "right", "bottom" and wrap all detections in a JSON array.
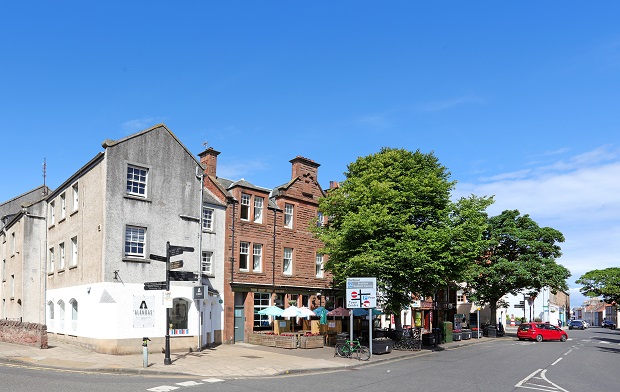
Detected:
[{"left": 196, "top": 169, "right": 204, "bottom": 352}]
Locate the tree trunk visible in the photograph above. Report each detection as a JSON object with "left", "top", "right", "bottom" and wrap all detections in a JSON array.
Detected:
[{"left": 489, "top": 298, "right": 499, "bottom": 326}]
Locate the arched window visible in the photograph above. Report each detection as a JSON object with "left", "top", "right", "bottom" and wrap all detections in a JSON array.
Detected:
[
  {"left": 170, "top": 298, "right": 189, "bottom": 335},
  {"left": 69, "top": 298, "right": 78, "bottom": 332},
  {"left": 57, "top": 300, "right": 65, "bottom": 330}
]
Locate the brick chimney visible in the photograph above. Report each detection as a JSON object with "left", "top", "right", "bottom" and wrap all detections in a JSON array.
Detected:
[
  {"left": 198, "top": 147, "right": 220, "bottom": 177},
  {"left": 290, "top": 156, "right": 320, "bottom": 181}
]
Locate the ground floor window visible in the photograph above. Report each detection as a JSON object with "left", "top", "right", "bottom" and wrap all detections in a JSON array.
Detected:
[
  {"left": 254, "top": 292, "right": 271, "bottom": 327},
  {"left": 170, "top": 298, "right": 189, "bottom": 334}
]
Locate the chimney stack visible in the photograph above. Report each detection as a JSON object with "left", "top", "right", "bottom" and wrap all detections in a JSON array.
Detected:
[{"left": 198, "top": 147, "right": 220, "bottom": 177}]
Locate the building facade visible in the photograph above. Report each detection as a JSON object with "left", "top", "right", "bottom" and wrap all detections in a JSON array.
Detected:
[{"left": 200, "top": 148, "right": 334, "bottom": 343}]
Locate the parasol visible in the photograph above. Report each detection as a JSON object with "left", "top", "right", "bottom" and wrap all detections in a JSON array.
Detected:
[
  {"left": 327, "top": 306, "right": 350, "bottom": 317},
  {"left": 257, "top": 305, "right": 284, "bottom": 317}
]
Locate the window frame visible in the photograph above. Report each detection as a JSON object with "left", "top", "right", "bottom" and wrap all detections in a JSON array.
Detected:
[
  {"left": 201, "top": 250, "right": 213, "bottom": 275},
  {"left": 124, "top": 225, "right": 147, "bottom": 260},
  {"left": 60, "top": 193, "right": 66, "bottom": 220},
  {"left": 240, "top": 193, "right": 251, "bottom": 221},
  {"left": 283, "top": 247, "right": 293, "bottom": 275},
  {"left": 48, "top": 247, "right": 55, "bottom": 273},
  {"left": 315, "top": 253, "right": 324, "bottom": 278},
  {"left": 59, "top": 242, "right": 65, "bottom": 270},
  {"left": 284, "top": 203, "right": 294, "bottom": 229},
  {"left": 202, "top": 206, "right": 214, "bottom": 231},
  {"left": 239, "top": 241, "right": 249, "bottom": 271},
  {"left": 49, "top": 201, "right": 55, "bottom": 225},
  {"left": 72, "top": 182, "right": 79, "bottom": 212},
  {"left": 126, "top": 164, "right": 149, "bottom": 198},
  {"left": 70, "top": 236, "right": 78, "bottom": 267},
  {"left": 253, "top": 244, "right": 262, "bottom": 273},
  {"left": 254, "top": 196, "right": 264, "bottom": 223}
]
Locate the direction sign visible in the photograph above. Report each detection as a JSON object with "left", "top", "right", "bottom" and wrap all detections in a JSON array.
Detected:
[
  {"left": 150, "top": 254, "right": 167, "bottom": 262},
  {"left": 169, "top": 260, "right": 183, "bottom": 270},
  {"left": 346, "top": 277, "right": 377, "bottom": 309},
  {"left": 169, "top": 270, "right": 198, "bottom": 281},
  {"left": 169, "top": 245, "right": 195, "bottom": 257},
  {"left": 144, "top": 281, "right": 167, "bottom": 290}
]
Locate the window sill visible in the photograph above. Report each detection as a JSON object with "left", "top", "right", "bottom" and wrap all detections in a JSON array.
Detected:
[
  {"left": 58, "top": 268, "right": 65, "bottom": 274},
  {"left": 47, "top": 272, "right": 55, "bottom": 276},
  {"left": 58, "top": 218, "right": 66, "bottom": 224},
  {"left": 123, "top": 257, "right": 150, "bottom": 263},
  {"left": 201, "top": 273, "right": 215, "bottom": 278},
  {"left": 124, "top": 194, "right": 152, "bottom": 203},
  {"left": 69, "top": 265, "right": 78, "bottom": 270},
  {"left": 70, "top": 210, "right": 79, "bottom": 217},
  {"left": 48, "top": 224, "right": 55, "bottom": 230},
  {"left": 202, "top": 229, "right": 215, "bottom": 234}
]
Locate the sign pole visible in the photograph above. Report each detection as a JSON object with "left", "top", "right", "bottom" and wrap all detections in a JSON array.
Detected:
[
  {"left": 164, "top": 241, "right": 172, "bottom": 365},
  {"left": 368, "top": 308, "right": 373, "bottom": 358}
]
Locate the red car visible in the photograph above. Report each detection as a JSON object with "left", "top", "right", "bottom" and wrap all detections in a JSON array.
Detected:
[{"left": 517, "top": 323, "right": 568, "bottom": 342}]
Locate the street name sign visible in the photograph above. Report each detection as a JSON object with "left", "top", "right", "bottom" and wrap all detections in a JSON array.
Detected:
[
  {"left": 169, "top": 260, "right": 183, "bottom": 270},
  {"left": 144, "top": 281, "right": 167, "bottom": 290},
  {"left": 169, "top": 245, "right": 194, "bottom": 257},
  {"left": 169, "top": 270, "right": 198, "bottom": 281},
  {"left": 150, "top": 254, "right": 167, "bottom": 262}
]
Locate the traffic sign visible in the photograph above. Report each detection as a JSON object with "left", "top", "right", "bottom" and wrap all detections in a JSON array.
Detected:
[
  {"left": 346, "top": 277, "right": 377, "bottom": 309},
  {"left": 150, "top": 254, "right": 167, "bottom": 262},
  {"left": 169, "top": 271, "right": 198, "bottom": 281},
  {"left": 169, "top": 260, "right": 183, "bottom": 270},
  {"left": 144, "top": 281, "right": 167, "bottom": 290}
]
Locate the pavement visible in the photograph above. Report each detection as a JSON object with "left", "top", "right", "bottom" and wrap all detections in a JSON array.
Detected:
[{"left": 0, "top": 330, "right": 519, "bottom": 379}]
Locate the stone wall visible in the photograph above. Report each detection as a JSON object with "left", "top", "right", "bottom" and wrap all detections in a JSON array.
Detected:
[{"left": 0, "top": 320, "right": 48, "bottom": 348}]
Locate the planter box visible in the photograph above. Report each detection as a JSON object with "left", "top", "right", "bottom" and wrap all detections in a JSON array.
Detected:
[
  {"left": 422, "top": 333, "right": 435, "bottom": 346},
  {"left": 248, "top": 334, "right": 263, "bottom": 345},
  {"left": 275, "top": 335, "right": 298, "bottom": 349},
  {"left": 462, "top": 330, "right": 471, "bottom": 340},
  {"left": 261, "top": 335, "right": 276, "bottom": 347},
  {"left": 372, "top": 338, "right": 394, "bottom": 354},
  {"left": 299, "top": 335, "right": 324, "bottom": 349},
  {"left": 453, "top": 332, "right": 462, "bottom": 341}
]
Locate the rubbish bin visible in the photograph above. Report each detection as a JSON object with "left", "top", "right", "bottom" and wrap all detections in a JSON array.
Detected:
[
  {"left": 336, "top": 333, "right": 349, "bottom": 346},
  {"left": 486, "top": 325, "right": 497, "bottom": 338},
  {"left": 422, "top": 333, "right": 436, "bottom": 346},
  {"left": 432, "top": 328, "right": 443, "bottom": 347}
]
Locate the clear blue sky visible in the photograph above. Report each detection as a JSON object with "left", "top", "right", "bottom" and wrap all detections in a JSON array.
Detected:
[{"left": 2, "top": 2, "right": 619, "bottom": 310}]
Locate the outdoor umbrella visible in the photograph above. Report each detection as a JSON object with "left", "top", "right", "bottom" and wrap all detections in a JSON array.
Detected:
[
  {"left": 281, "top": 306, "right": 316, "bottom": 332},
  {"left": 313, "top": 306, "right": 329, "bottom": 324},
  {"left": 257, "top": 305, "right": 284, "bottom": 317},
  {"left": 352, "top": 308, "right": 383, "bottom": 317},
  {"left": 327, "top": 306, "right": 350, "bottom": 317}
]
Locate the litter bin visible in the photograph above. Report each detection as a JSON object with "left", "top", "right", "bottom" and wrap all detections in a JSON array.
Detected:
[
  {"left": 433, "top": 328, "right": 443, "bottom": 346},
  {"left": 336, "top": 333, "right": 349, "bottom": 346},
  {"left": 422, "top": 333, "right": 435, "bottom": 346},
  {"left": 486, "top": 325, "right": 497, "bottom": 338}
]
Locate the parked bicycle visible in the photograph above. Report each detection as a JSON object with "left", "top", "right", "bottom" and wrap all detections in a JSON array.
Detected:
[
  {"left": 334, "top": 339, "right": 371, "bottom": 361},
  {"left": 393, "top": 327, "right": 422, "bottom": 351}
]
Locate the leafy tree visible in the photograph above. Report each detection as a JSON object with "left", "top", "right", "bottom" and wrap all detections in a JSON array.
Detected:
[
  {"left": 465, "top": 210, "right": 570, "bottom": 324},
  {"left": 576, "top": 268, "right": 620, "bottom": 304},
  {"left": 314, "top": 147, "right": 492, "bottom": 317}
]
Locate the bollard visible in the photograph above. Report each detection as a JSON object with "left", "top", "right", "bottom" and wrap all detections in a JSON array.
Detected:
[{"left": 142, "top": 337, "right": 151, "bottom": 368}]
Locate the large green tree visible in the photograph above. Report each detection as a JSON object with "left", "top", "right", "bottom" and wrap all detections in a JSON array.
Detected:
[
  {"left": 464, "top": 210, "right": 570, "bottom": 324},
  {"left": 576, "top": 268, "right": 620, "bottom": 304},
  {"left": 314, "top": 147, "right": 492, "bottom": 316}
]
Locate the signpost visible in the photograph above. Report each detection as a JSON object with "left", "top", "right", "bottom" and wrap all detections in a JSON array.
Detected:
[
  {"left": 169, "top": 260, "right": 183, "bottom": 270},
  {"left": 169, "top": 270, "right": 198, "bottom": 281},
  {"left": 346, "top": 277, "right": 377, "bottom": 358},
  {"left": 144, "top": 281, "right": 167, "bottom": 291}
]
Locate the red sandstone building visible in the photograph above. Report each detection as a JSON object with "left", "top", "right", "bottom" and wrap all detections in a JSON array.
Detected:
[{"left": 199, "top": 148, "right": 334, "bottom": 343}]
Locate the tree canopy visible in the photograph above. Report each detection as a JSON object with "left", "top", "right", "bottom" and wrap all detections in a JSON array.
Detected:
[
  {"left": 464, "top": 209, "right": 570, "bottom": 323},
  {"left": 314, "top": 147, "right": 492, "bottom": 314},
  {"left": 576, "top": 267, "right": 620, "bottom": 304}
]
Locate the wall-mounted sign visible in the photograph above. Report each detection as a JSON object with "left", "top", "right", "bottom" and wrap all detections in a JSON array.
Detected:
[{"left": 133, "top": 295, "right": 155, "bottom": 328}]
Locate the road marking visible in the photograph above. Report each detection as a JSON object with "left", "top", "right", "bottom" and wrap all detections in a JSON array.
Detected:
[
  {"left": 203, "top": 378, "right": 225, "bottom": 383},
  {"left": 599, "top": 341, "right": 610, "bottom": 344},
  {"left": 563, "top": 349, "right": 572, "bottom": 355},
  {"left": 176, "top": 381, "right": 203, "bottom": 386},
  {"left": 147, "top": 387, "right": 180, "bottom": 392},
  {"left": 515, "top": 368, "right": 569, "bottom": 391},
  {"left": 551, "top": 358, "right": 562, "bottom": 366}
]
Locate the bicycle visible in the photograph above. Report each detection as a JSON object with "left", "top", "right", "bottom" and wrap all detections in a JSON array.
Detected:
[{"left": 334, "top": 339, "right": 371, "bottom": 361}]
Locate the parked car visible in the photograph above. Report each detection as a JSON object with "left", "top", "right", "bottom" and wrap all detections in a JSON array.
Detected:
[
  {"left": 517, "top": 322, "right": 568, "bottom": 342},
  {"left": 602, "top": 320, "right": 616, "bottom": 329},
  {"left": 568, "top": 320, "right": 588, "bottom": 330}
]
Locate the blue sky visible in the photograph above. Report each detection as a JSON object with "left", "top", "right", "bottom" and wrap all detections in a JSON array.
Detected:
[{"left": 2, "top": 2, "right": 619, "bottom": 309}]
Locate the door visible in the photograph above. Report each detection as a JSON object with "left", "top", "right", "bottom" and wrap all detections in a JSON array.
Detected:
[{"left": 234, "top": 306, "right": 245, "bottom": 342}]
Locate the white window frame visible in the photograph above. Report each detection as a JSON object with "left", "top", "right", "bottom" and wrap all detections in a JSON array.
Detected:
[
  {"left": 72, "top": 182, "right": 79, "bottom": 212},
  {"left": 60, "top": 193, "right": 66, "bottom": 220},
  {"left": 201, "top": 251, "right": 213, "bottom": 275},
  {"left": 315, "top": 253, "right": 324, "bottom": 278},
  {"left": 70, "top": 236, "right": 78, "bottom": 267},
  {"left": 126, "top": 165, "right": 148, "bottom": 198},
  {"left": 240, "top": 193, "right": 251, "bottom": 220},
  {"left": 283, "top": 247, "right": 293, "bottom": 275},
  {"left": 239, "top": 241, "right": 249, "bottom": 271},
  {"left": 202, "top": 206, "right": 214, "bottom": 231},
  {"left": 253, "top": 244, "right": 262, "bottom": 273},
  {"left": 10, "top": 274, "right": 15, "bottom": 298},
  {"left": 49, "top": 201, "right": 55, "bottom": 225},
  {"left": 317, "top": 212, "right": 324, "bottom": 227},
  {"left": 124, "top": 226, "right": 146, "bottom": 259},
  {"left": 59, "top": 242, "right": 65, "bottom": 270},
  {"left": 284, "top": 203, "right": 294, "bottom": 229},
  {"left": 254, "top": 196, "right": 264, "bottom": 223}
]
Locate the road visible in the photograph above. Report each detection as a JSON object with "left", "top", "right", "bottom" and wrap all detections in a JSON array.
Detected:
[{"left": 1, "top": 328, "right": 618, "bottom": 392}]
